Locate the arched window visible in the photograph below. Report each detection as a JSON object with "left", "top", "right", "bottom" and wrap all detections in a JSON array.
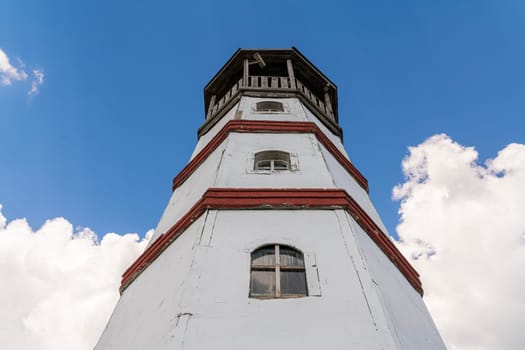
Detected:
[
  {"left": 250, "top": 244, "right": 307, "bottom": 298},
  {"left": 254, "top": 150, "right": 291, "bottom": 171},
  {"left": 255, "top": 101, "right": 284, "bottom": 113}
]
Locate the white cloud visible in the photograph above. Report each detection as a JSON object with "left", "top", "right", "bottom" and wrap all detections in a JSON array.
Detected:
[
  {"left": 0, "top": 204, "right": 151, "bottom": 350},
  {"left": 0, "top": 48, "right": 44, "bottom": 95},
  {"left": 0, "top": 48, "right": 28, "bottom": 85},
  {"left": 393, "top": 134, "right": 525, "bottom": 350},
  {"left": 28, "top": 69, "right": 45, "bottom": 96}
]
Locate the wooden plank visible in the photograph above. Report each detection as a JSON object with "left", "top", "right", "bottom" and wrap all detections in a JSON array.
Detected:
[
  {"left": 319, "top": 100, "right": 326, "bottom": 112},
  {"left": 295, "top": 79, "right": 302, "bottom": 91},
  {"left": 261, "top": 76, "right": 268, "bottom": 88},
  {"left": 250, "top": 76, "right": 258, "bottom": 88},
  {"left": 206, "top": 95, "right": 216, "bottom": 120},
  {"left": 324, "top": 90, "right": 333, "bottom": 116},
  {"left": 243, "top": 59, "right": 249, "bottom": 87},
  {"left": 286, "top": 59, "right": 297, "bottom": 89},
  {"left": 271, "top": 77, "right": 278, "bottom": 88}
]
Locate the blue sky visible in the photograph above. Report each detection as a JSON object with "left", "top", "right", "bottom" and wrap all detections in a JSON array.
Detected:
[{"left": 1, "top": 0, "right": 524, "bottom": 238}]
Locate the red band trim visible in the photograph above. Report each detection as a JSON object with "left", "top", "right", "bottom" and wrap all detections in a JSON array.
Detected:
[
  {"left": 121, "top": 188, "right": 422, "bottom": 296},
  {"left": 172, "top": 120, "right": 369, "bottom": 192}
]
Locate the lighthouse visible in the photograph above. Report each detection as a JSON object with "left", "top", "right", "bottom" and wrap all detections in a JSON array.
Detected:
[{"left": 96, "top": 48, "right": 446, "bottom": 349}]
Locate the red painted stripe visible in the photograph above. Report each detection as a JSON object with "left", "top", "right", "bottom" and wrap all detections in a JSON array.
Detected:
[
  {"left": 120, "top": 198, "right": 207, "bottom": 286},
  {"left": 120, "top": 188, "right": 422, "bottom": 296},
  {"left": 172, "top": 120, "right": 369, "bottom": 192}
]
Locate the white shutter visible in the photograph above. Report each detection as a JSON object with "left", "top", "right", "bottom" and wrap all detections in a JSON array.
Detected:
[
  {"left": 290, "top": 152, "right": 299, "bottom": 171},
  {"left": 305, "top": 252, "right": 321, "bottom": 296}
]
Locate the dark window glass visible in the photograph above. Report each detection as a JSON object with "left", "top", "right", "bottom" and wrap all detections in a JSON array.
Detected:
[
  {"left": 280, "top": 270, "right": 308, "bottom": 296},
  {"left": 256, "top": 160, "right": 272, "bottom": 171},
  {"left": 252, "top": 247, "right": 275, "bottom": 266},
  {"left": 256, "top": 101, "right": 284, "bottom": 112},
  {"left": 250, "top": 244, "right": 307, "bottom": 298},
  {"left": 251, "top": 270, "right": 275, "bottom": 296},
  {"left": 273, "top": 160, "right": 289, "bottom": 171},
  {"left": 280, "top": 247, "right": 304, "bottom": 267}
]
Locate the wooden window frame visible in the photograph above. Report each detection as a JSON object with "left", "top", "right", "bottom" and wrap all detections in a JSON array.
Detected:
[
  {"left": 255, "top": 159, "right": 290, "bottom": 172},
  {"left": 255, "top": 100, "right": 286, "bottom": 113},
  {"left": 253, "top": 150, "right": 292, "bottom": 172},
  {"left": 250, "top": 244, "right": 308, "bottom": 299}
]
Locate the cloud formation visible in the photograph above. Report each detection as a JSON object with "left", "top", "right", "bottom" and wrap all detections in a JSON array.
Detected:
[
  {"left": 393, "top": 134, "right": 525, "bottom": 350},
  {"left": 0, "top": 48, "right": 27, "bottom": 85},
  {"left": 0, "top": 205, "right": 151, "bottom": 350},
  {"left": 28, "top": 69, "right": 45, "bottom": 96},
  {"left": 0, "top": 48, "right": 44, "bottom": 95}
]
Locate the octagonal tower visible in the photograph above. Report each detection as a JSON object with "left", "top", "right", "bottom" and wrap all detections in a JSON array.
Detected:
[{"left": 96, "top": 48, "right": 446, "bottom": 350}]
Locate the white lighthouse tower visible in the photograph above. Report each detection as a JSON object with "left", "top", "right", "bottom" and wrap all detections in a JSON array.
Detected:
[{"left": 96, "top": 48, "right": 446, "bottom": 349}]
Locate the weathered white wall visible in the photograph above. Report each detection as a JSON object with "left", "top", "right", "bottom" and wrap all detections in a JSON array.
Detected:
[
  {"left": 191, "top": 103, "right": 240, "bottom": 158},
  {"left": 239, "top": 96, "right": 308, "bottom": 123},
  {"left": 300, "top": 102, "right": 349, "bottom": 157},
  {"left": 345, "top": 210, "right": 446, "bottom": 349},
  {"left": 96, "top": 214, "right": 207, "bottom": 349},
  {"left": 150, "top": 138, "right": 227, "bottom": 244},
  {"left": 96, "top": 209, "right": 445, "bottom": 349},
  {"left": 215, "top": 133, "right": 335, "bottom": 189},
  {"left": 103, "top": 96, "right": 446, "bottom": 349},
  {"left": 192, "top": 96, "right": 346, "bottom": 159},
  {"left": 319, "top": 142, "right": 388, "bottom": 233},
  {"left": 151, "top": 97, "right": 375, "bottom": 244}
]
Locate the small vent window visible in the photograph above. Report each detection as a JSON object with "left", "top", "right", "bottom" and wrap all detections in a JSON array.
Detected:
[
  {"left": 256, "top": 101, "right": 284, "bottom": 113},
  {"left": 250, "top": 244, "right": 307, "bottom": 298},
  {"left": 254, "top": 151, "right": 291, "bottom": 172}
]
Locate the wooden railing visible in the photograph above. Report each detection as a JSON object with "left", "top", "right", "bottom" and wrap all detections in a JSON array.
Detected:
[
  {"left": 207, "top": 75, "right": 335, "bottom": 121},
  {"left": 295, "top": 79, "right": 334, "bottom": 119},
  {"left": 249, "top": 75, "right": 293, "bottom": 89}
]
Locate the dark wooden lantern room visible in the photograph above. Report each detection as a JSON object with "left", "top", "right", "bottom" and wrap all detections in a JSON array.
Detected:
[{"left": 200, "top": 47, "right": 342, "bottom": 138}]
